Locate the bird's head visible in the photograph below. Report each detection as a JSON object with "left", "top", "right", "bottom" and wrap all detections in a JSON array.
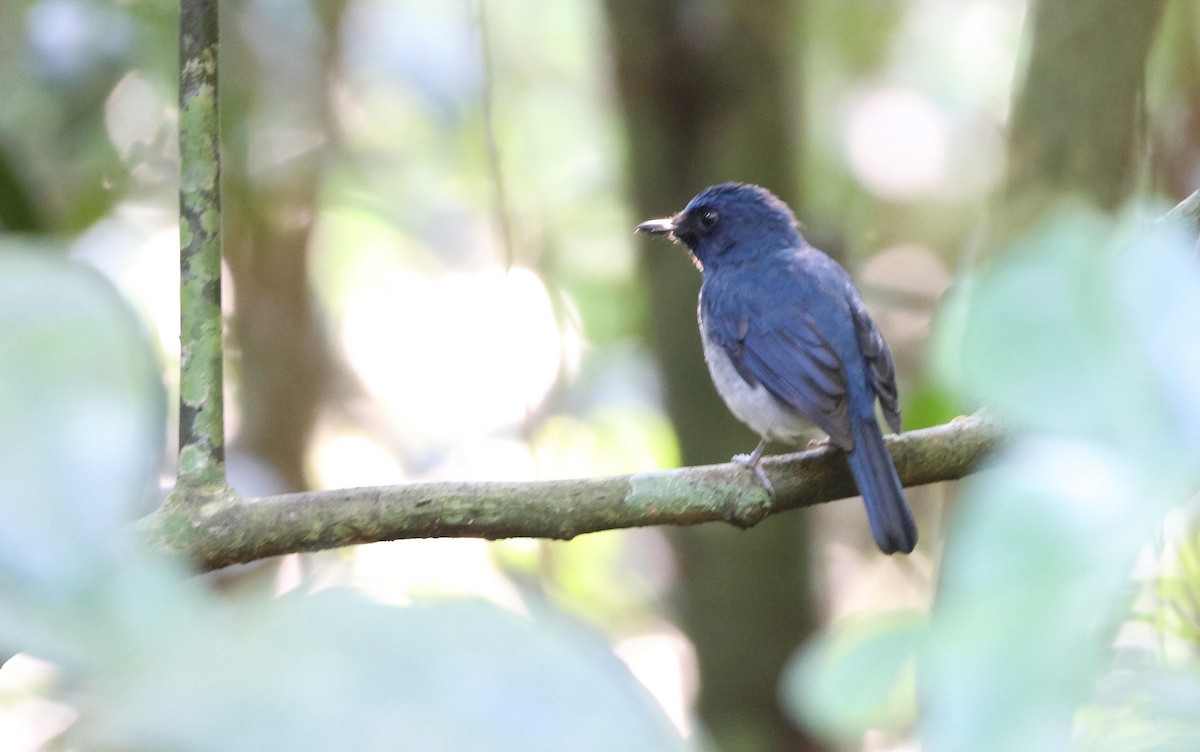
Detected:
[{"left": 635, "top": 183, "right": 801, "bottom": 269}]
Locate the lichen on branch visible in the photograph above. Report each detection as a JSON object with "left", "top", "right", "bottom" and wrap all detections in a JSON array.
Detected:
[
  {"left": 177, "top": 0, "right": 225, "bottom": 490},
  {"left": 142, "top": 415, "right": 1001, "bottom": 571}
]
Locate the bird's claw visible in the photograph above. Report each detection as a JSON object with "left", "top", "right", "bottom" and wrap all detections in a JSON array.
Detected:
[
  {"left": 728, "top": 453, "right": 773, "bottom": 528},
  {"left": 806, "top": 436, "right": 831, "bottom": 451},
  {"left": 732, "top": 452, "right": 775, "bottom": 496}
]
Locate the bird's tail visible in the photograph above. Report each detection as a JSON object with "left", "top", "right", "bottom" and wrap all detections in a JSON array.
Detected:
[{"left": 847, "top": 417, "right": 917, "bottom": 554}]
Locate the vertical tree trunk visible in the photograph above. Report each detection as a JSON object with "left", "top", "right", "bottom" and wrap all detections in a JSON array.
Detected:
[
  {"left": 1151, "top": 2, "right": 1200, "bottom": 201},
  {"left": 1003, "top": 0, "right": 1165, "bottom": 230},
  {"left": 605, "top": 2, "right": 823, "bottom": 750},
  {"left": 220, "top": 0, "right": 346, "bottom": 493}
]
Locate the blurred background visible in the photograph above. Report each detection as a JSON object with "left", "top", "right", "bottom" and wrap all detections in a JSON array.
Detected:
[{"left": 1, "top": 0, "right": 1199, "bottom": 750}]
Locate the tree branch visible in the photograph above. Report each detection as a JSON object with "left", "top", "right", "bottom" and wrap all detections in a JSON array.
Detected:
[
  {"left": 177, "top": 0, "right": 226, "bottom": 490},
  {"left": 140, "top": 414, "right": 1000, "bottom": 571}
]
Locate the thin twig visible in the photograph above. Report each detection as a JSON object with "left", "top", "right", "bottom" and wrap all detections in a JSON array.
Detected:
[{"left": 475, "top": 0, "right": 516, "bottom": 270}]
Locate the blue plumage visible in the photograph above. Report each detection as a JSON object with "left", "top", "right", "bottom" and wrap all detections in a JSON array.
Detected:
[{"left": 637, "top": 183, "right": 917, "bottom": 554}]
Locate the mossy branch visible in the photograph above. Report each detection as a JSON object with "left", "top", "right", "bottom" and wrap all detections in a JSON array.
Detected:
[
  {"left": 141, "top": 414, "right": 1001, "bottom": 571},
  {"left": 177, "top": 0, "right": 226, "bottom": 491}
]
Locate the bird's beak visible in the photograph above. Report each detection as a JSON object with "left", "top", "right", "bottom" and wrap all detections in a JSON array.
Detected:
[{"left": 635, "top": 217, "right": 676, "bottom": 235}]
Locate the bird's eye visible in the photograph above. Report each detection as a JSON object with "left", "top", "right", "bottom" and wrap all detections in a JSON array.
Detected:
[{"left": 699, "top": 208, "right": 719, "bottom": 229}]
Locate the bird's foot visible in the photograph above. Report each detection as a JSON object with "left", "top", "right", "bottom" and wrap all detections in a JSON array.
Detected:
[
  {"left": 728, "top": 443, "right": 773, "bottom": 529},
  {"left": 806, "top": 436, "right": 832, "bottom": 451},
  {"left": 732, "top": 452, "right": 774, "bottom": 496}
]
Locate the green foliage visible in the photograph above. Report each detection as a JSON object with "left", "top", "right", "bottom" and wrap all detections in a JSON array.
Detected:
[
  {"left": 0, "top": 0, "right": 176, "bottom": 233},
  {"left": 782, "top": 611, "right": 920, "bottom": 738},
  {"left": 1145, "top": 523, "right": 1200, "bottom": 646},
  {"left": 785, "top": 208, "right": 1200, "bottom": 750},
  {"left": 900, "top": 379, "right": 961, "bottom": 431},
  {"left": 0, "top": 246, "right": 685, "bottom": 752},
  {"left": 0, "top": 244, "right": 164, "bottom": 663}
]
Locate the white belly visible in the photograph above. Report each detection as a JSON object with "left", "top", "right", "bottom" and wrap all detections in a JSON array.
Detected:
[{"left": 701, "top": 328, "right": 812, "bottom": 445}]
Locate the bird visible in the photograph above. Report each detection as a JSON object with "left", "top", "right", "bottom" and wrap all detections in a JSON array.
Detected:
[{"left": 635, "top": 182, "right": 917, "bottom": 554}]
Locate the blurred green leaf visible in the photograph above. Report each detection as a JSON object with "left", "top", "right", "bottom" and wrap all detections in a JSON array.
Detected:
[
  {"left": 75, "top": 591, "right": 685, "bottom": 752},
  {"left": 0, "top": 245, "right": 164, "bottom": 661},
  {"left": 901, "top": 378, "right": 962, "bottom": 430},
  {"left": 0, "top": 242, "right": 684, "bottom": 752},
  {"left": 794, "top": 208, "right": 1200, "bottom": 751},
  {"left": 926, "top": 211, "right": 1200, "bottom": 752},
  {"left": 781, "top": 611, "right": 922, "bottom": 742},
  {"left": 1076, "top": 650, "right": 1200, "bottom": 752},
  {"left": 956, "top": 213, "right": 1131, "bottom": 431},
  {"left": 1146, "top": 524, "right": 1200, "bottom": 645},
  {"left": 940, "top": 210, "right": 1200, "bottom": 485},
  {"left": 924, "top": 441, "right": 1144, "bottom": 752},
  {"left": 0, "top": 143, "right": 44, "bottom": 231}
]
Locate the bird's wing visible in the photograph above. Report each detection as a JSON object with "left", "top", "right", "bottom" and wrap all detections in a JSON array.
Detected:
[
  {"left": 703, "top": 292, "right": 853, "bottom": 449},
  {"left": 849, "top": 294, "right": 901, "bottom": 433}
]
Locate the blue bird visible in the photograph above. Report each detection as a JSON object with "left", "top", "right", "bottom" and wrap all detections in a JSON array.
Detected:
[{"left": 636, "top": 183, "right": 917, "bottom": 554}]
